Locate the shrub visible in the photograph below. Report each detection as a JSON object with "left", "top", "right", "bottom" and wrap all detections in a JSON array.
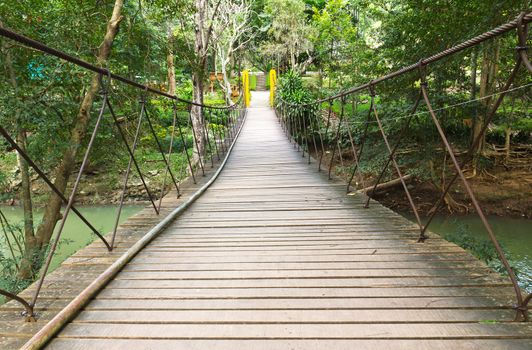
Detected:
[
  {"left": 275, "top": 70, "right": 314, "bottom": 108},
  {"left": 249, "top": 75, "right": 257, "bottom": 91}
]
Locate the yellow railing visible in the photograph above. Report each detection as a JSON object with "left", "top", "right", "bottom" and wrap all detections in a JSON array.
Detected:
[
  {"left": 269, "top": 69, "right": 277, "bottom": 107},
  {"left": 242, "top": 69, "right": 251, "bottom": 107}
]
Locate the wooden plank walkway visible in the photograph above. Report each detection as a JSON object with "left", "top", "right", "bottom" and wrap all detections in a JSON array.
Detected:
[
  {"left": 42, "top": 91, "right": 531, "bottom": 349},
  {"left": 0, "top": 140, "right": 226, "bottom": 349}
]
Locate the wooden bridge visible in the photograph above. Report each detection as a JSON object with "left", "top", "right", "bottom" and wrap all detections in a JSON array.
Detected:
[{"left": 2, "top": 91, "right": 530, "bottom": 349}]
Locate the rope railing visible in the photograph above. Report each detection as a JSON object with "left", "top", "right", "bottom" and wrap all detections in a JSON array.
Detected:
[
  {"left": 274, "top": 11, "right": 531, "bottom": 322},
  {"left": 0, "top": 27, "right": 246, "bottom": 320}
]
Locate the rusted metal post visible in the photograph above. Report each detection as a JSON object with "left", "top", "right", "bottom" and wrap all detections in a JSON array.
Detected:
[
  {"left": 309, "top": 104, "right": 319, "bottom": 164},
  {"left": 363, "top": 92, "right": 422, "bottom": 203},
  {"left": 369, "top": 85, "right": 424, "bottom": 236},
  {"left": 30, "top": 87, "right": 109, "bottom": 309},
  {"left": 107, "top": 98, "right": 159, "bottom": 215},
  {"left": 157, "top": 101, "right": 181, "bottom": 212},
  {"left": 175, "top": 104, "right": 197, "bottom": 184},
  {"left": 344, "top": 116, "right": 366, "bottom": 194},
  {"left": 144, "top": 107, "right": 181, "bottom": 196},
  {"left": 328, "top": 97, "right": 346, "bottom": 180},
  {"left": 347, "top": 95, "right": 373, "bottom": 193},
  {"left": 318, "top": 101, "right": 333, "bottom": 172},
  {"left": 419, "top": 68, "right": 526, "bottom": 321},
  {"left": 110, "top": 95, "right": 152, "bottom": 249}
]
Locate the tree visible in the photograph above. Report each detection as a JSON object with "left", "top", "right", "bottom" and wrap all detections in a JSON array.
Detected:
[
  {"left": 162, "top": 0, "right": 221, "bottom": 162},
  {"left": 263, "top": 0, "right": 315, "bottom": 73},
  {"left": 311, "top": 0, "right": 360, "bottom": 89},
  {"left": 212, "top": 0, "right": 254, "bottom": 103},
  {"left": 8, "top": 0, "right": 126, "bottom": 279},
  {"left": 0, "top": 18, "right": 35, "bottom": 278}
]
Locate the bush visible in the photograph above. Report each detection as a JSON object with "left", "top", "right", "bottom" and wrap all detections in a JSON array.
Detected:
[
  {"left": 275, "top": 70, "right": 314, "bottom": 108},
  {"left": 176, "top": 79, "right": 193, "bottom": 101},
  {"left": 249, "top": 75, "right": 257, "bottom": 91},
  {"left": 204, "top": 98, "right": 226, "bottom": 107}
]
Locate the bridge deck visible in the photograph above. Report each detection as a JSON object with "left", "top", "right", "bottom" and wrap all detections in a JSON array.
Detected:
[{"left": 46, "top": 92, "right": 531, "bottom": 349}]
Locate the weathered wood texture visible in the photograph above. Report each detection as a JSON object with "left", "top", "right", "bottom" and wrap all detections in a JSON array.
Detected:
[
  {"left": 0, "top": 136, "right": 228, "bottom": 349},
  {"left": 12, "top": 92, "right": 532, "bottom": 349}
]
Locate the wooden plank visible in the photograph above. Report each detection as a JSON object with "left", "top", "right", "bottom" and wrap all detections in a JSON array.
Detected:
[
  {"left": 68, "top": 253, "right": 480, "bottom": 264},
  {"left": 114, "top": 268, "right": 494, "bottom": 279},
  {"left": 120, "top": 261, "right": 484, "bottom": 270},
  {"left": 94, "top": 286, "right": 516, "bottom": 299},
  {"left": 137, "top": 247, "right": 466, "bottom": 255},
  {"left": 83, "top": 296, "right": 514, "bottom": 310},
  {"left": 55, "top": 323, "right": 532, "bottom": 339},
  {"left": 72, "top": 309, "right": 515, "bottom": 323},
  {"left": 105, "top": 276, "right": 510, "bottom": 289},
  {"left": 45, "top": 339, "right": 532, "bottom": 350}
]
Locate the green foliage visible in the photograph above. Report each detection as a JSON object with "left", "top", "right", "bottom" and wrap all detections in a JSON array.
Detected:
[
  {"left": 262, "top": 0, "right": 315, "bottom": 72},
  {"left": 249, "top": 75, "right": 257, "bottom": 91},
  {"left": 311, "top": 0, "right": 360, "bottom": 88},
  {"left": 276, "top": 71, "right": 315, "bottom": 107},
  {"left": 204, "top": 98, "right": 227, "bottom": 107},
  {"left": 0, "top": 219, "right": 27, "bottom": 296},
  {"left": 176, "top": 78, "right": 193, "bottom": 101},
  {"left": 514, "top": 118, "right": 532, "bottom": 133}
]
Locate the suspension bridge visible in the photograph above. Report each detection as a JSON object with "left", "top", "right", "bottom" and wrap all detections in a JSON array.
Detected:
[{"left": 0, "top": 12, "right": 531, "bottom": 350}]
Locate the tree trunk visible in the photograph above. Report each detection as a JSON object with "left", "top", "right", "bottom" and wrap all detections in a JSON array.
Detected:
[
  {"left": 1, "top": 20, "right": 37, "bottom": 279},
  {"left": 290, "top": 46, "right": 296, "bottom": 71},
  {"left": 428, "top": 160, "right": 468, "bottom": 214},
  {"left": 504, "top": 127, "right": 511, "bottom": 162},
  {"left": 191, "top": 72, "right": 206, "bottom": 162},
  {"left": 190, "top": 0, "right": 208, "bottom": 163},
  {"left": 219, "top": 54, "right": 232, "bottom": 104},
  {"left": 472, "top": 40, "right": 500, "bottom": 162},
  {"left": 15, "top": 130, "right": 37, "bottom": 279},
  {"left": 30, "top": 0, "right": 124, "bottom": 276},
  {"left": 358, "top": 175, "right": 413, "bottom": 195},
  {"left": 470, "top": 49, "right": 477, "bottom": 101},
  {"left": 167, "top": 23, "right": 176, "bottom": 96},
  {"left": 468, "top": 49, "right": 478, "bottom": 147}
]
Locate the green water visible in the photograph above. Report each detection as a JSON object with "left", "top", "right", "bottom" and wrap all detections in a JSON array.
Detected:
[
  {"left": 0, "top": 205, "right": 144, "bottom": 272},
  {"left": 402, "top": 213, "right": 532, "bottom": 293}
]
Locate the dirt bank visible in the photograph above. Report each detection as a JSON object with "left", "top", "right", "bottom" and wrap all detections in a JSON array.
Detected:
[{"left": 369, "top": 165, "right": 532, "bottom": 219}]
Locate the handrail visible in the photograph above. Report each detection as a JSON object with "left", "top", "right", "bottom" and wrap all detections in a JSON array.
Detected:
[
  {"left": 274, "top": 11, "right": 531, "bottom": 322},
  {"left": 0, "top": 25, "right": 246, "bottom": 320}
]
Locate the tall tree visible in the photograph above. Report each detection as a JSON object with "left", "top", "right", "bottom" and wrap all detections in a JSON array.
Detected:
[
  {"left": 0, "top": 19, "right": 35, "bottom": 278},
  {"left": 263, "top": 0, "right": 314, "bottom": 73},
  {"left": 212, "top": 0, "right": 254, "bottom": 103},
  {"left": 18, "top": 0, "right": 125, "bottom": 278},
  {"left": 311, "top": 0, "right": 360, "bottom": 89}
]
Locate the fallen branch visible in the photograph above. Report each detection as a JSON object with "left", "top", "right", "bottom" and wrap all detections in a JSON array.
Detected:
[{"left": 357, "top": 174, "right": 413, "bottom": 195}]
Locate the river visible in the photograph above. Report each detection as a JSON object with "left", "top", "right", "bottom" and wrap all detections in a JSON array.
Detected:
[
  {"left": 0, "top": 205, "right": 144, "bottom": 273},
  {"left": 402, "top": 213, "right": 532, "bottom": 293}
]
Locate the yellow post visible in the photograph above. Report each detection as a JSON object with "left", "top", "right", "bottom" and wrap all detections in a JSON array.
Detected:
[
  {"left": 269, "top": 69, "right": 277, "bottom": 107},
  {"left": 242, "top": 69, "right": 251, "bottom": 107}
]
